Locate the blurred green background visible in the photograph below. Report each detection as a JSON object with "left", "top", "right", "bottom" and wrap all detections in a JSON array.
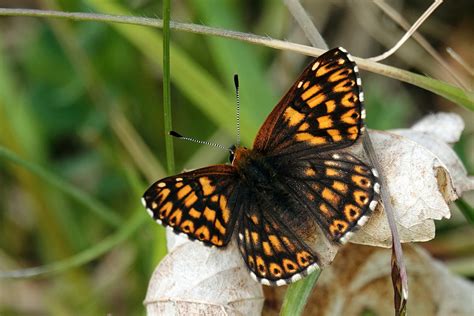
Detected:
[{"left": 0, "top": 0, "right": 472, "bottom": 315}]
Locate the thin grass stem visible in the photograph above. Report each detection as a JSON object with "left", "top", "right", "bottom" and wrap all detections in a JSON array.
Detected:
[{"left": 162, "top": 0, "right": 175, "bottom": 175}]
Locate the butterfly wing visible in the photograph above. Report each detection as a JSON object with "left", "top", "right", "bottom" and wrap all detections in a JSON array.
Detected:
[
  {"left": 142, "top": 165, "right": 241, "bottom": 247},
  {"left": 236, "top": 187, "right": 320, "bottom": 286},
  {"left": 254, "top": 47, "right": 364, "bottom": 157},
  {"left": 277, "top": 152, "right": 379, "bottom": 243}
]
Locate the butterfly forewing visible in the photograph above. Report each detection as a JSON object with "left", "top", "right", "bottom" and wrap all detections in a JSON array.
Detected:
[
  {"left": 254, "top": 48, "right": 364, "bottom": 158},
  {"left": 142, "top": 165, "right": 240, "bottom": 247}
]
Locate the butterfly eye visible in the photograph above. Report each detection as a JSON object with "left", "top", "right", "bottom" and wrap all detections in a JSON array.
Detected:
[{"left": 228, "top": 144, "right": 237, "bottom": 163}]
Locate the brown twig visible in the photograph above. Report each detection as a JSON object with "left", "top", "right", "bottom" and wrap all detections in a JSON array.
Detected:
[
  {"left": 368, "top": 0, "right": 443, "bottom": 62},
  {"left": 372, "top": 0, "right": 468, "bottom": 90}
]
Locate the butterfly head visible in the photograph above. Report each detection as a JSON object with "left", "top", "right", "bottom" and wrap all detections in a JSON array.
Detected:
[
  {"left": 228, "top": 145, "right": 236, "bottom": 163},
  {"left": 229, "top": 145, "right": 251, "bottom": 166}
]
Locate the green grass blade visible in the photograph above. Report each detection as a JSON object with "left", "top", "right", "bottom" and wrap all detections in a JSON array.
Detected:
[
  {"left": 162, "top": 0, "right": 175, "bottom": 175},
  {"left": 85, "top": 1, "right": 258, "bottom": 143},
  {"left": 0, "top": 210, "right": 146, "bottom": 279},
  {"left": 0, "top": 146, "right": 122, "bottom": 227},
  {"left": 0, "top": 8, "right": 471, "bottom": 112},
  {"left": 355, "top": 58, "right": 474, "bottom": 111},
  {"left": 280, "top": 268, "right": 321, "bottom": 316},
  {"left": 455, "top": 198, "right": 474, "bottom": 224},
  {"left": 191, "top": 0, "right": 276, "bottom": 122}
]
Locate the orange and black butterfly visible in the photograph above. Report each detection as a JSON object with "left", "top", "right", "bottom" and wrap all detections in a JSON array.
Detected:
[{"left": 142, "top": 47, "right": 380, "bottom": 286}]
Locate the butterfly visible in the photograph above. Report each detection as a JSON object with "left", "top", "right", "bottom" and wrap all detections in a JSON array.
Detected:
[{"left": 142, "top": 47, "right": 380, "bottom": 286}]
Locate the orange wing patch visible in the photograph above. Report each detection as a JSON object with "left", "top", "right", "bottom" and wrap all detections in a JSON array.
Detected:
[
  {"left": 301, "top": 84, "right": 322, "bottom": 101},
  {"left": 328, "top": 68, "right": 352, "bottom": 82},
  {"left": 317, "top": 115, "right": 333, "bottom": 129},
  {"left": 284, "top": 107, "right": 305, "bottom": 126},
  {"left": 199, "top": 177, "right": 215, "bottom": 195},
  {"left": 307, "top": 93, "right": 327, "bottom": 108},
  {"left": 296, "top": 133, "right": 327, "bottom": 145},
  {"left": 341, "top": 93, "right": 358, "bottom": 107},
  {"left": 329, "top": 219, "right": 350, "bottom": 238}
]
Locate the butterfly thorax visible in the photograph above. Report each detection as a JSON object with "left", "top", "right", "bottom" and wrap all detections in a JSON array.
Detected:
[{"left": 232, "top": 146, "right": 279, "bottom": 189}]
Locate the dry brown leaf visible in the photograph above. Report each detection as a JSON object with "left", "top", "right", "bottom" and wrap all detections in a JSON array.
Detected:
[
  {"left": 392, "top": 112, "right": 474, "bottom": 194},
  {"left": 263, "top": 244, "right": 474, "bottom": 316},
  {"left": 351, "top": 112, "right": 473, "bottom": 247},
  {"left": 144, "top": 231, "right": 264, "bottom": 315}
]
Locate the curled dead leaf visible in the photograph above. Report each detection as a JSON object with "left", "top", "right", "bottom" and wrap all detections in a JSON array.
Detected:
[
  {"left": 145, "top": 230, "right": 264, "bottom": 315},
  {"left": 263, "top": 244, "right": 474, "bottom": 316},
  {"left": 351, "top": 112, "right": 473, "bottom": 247}
]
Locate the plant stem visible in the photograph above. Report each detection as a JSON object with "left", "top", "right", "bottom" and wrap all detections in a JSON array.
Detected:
[
  {"left": 0, "top": 8, "right": 471, "bottom": 110},
  {"left": 162, "top": 0, "right": 175, "bottom": 175},
  {"left": 280, "top": 269, "right": 321, "bottom": 316}
]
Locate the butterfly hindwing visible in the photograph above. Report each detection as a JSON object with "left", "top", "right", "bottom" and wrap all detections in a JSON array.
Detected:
[
  {"left": 142, "top": 165, "right": 240, "bottom": 247},
  {"left": 254, "top": 47, "right": 364, "bottom": 157},
  {"left": 279, "top": 152, "right": 379, "bottom": 243},
  {"left": 237, "top": 190, "right": 319, "bottom": 285}
]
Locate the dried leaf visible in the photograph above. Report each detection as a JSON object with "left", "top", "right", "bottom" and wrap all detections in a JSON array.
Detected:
[
  {"left": 263, "top": 244, "right": 474, "bottom": 315},
  {"left": 351, "top": 113, "right": 473, "bottom": 247},
  {"left": 145, "top": 230, "right": 264, "bottom": 315},
  {"left": 409, "top": 112, "right": 464, "bottom": 144},
  {"left": 315, "top": 244, "right": 472, "bottom": 315},
  {"left": 392, "top": 112, "right": 474, "bottom": 194}
]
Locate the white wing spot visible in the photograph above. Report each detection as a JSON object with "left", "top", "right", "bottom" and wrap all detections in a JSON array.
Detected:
[
  {"left": 178, "top": 232, "right": 188, "bottom": 239},
  {"left": 338, "top": 47, "right": 348, "bottom": 53},
  {"left": 357, "top": 215, "right": 369, "bottom": 226},
  {"left": 146, "top": 208, "right": 154, "bottom": 217},
  {"left": 260, "top": 278, "right": 271, "bottom": 286},
  {"left": 250, "top": 272, "right": 258, "bottom": 282},
  {"left": 158, "top": 182, "right": 166, "bottom": 188},
  {"left": 307, "top": 263, "right": 319, "bottom": 274},
  {"left": 276, "top": 279, "right": 287, "bottom": 286},
  {"left": 340, "top": 232, "right": 353, "bottom": 244},
  {"left": 297, "top": 81, "right": 303, "bottom": 88},
  {"left": 374, "top": 183, "right": 381, "bottom": 194},
  {"left": 291, "top": 273, "right": 303, "bottom": 283},
  {"left": 176, "top": 177, "right": 183, "bottom": 182},
  {"left": 359, "top": 92, "right": 365, "bottom": 102},
  {"left": 312, "top": 61, "right": 320, "bottom": 71},
  {"left": 371, "top": 168, "right": 379, "bottom": 178},
  {"left": 369, "top": 200, "right": 378, "bottom": 211}
]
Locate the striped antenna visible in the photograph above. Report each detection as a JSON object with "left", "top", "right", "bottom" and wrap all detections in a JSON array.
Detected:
[
  {"left": 169, "top": 131, "right": 232, "bottom": 153},
  {"left": 234, "top": 74, "right": 241, "bottom": 146}
]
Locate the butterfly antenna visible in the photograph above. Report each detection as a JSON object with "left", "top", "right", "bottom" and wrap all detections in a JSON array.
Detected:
[
  {"left": 234, "top": 74, "right": 241, "bottom": 146},
  {"left": 169, "top": 131, "right": 233, "bottom": 153}
]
